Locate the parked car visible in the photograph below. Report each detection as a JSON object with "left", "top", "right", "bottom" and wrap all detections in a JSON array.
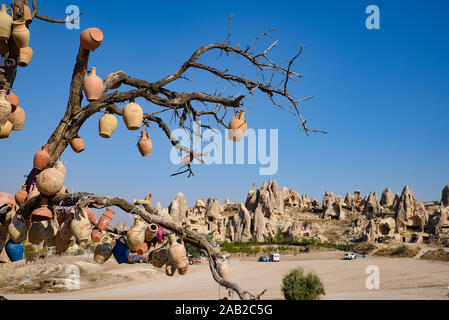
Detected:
[
  {"left": 344, "top": 253, "right": 357, "bottom": 260},
  {"left": 269, "top": 253, "right": 280, "bottom": 262},
  {"left": 188, "top": 257, "right": 202, "bottom": 265},
  {"left": 258, "top": 256, "right": 268, "bottom": 262}
]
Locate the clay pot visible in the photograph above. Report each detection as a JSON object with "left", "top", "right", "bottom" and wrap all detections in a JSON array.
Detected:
[
  {"left": 80, "top": 28, "right": 103, "bottom": 51},
  {"left": 34, "top": 144, "right": 50, "bottom": 170},
  {"left": 18, "top": 46, "right": 33, "bottom": 67},
  {"left": 0, "top": 39, "right": 8, "bottom": 55},
  {"left": 105, "top": 71, "right": 122, "bottom": 89},
  {"left": 168, "top": 234, "right": 187, "bottom": 269},
  {"left": 136, "top": 242, "right": 149, "bottom": 256},
  {"left": 94, "top": 242, "right": 113, "bottom": 264},
  {"left": 123, "top": 100, "right": 143, "bottom": 130},
  {"left": 36, "top": 168, "right": 65, "bottom": 196},
  {"left": 6, "top": 93, "right": 18, "bottom": 111},
  {"left": 0, "top": 89, "right": 11, "bottom": 126},
  {"left": 31, "top": 198, "right": 53, "bottom": 222},
  {"left": 138, "top": 131, "right": 153, "bottom": 157},
  {"left": 0, "top": 120, "right": 12, "bottom": 139},
  {"left": 99, "top": 113, "right": 118, "bottom": 138},
  {"left": 8, "top": 106, "right": 25, "bottom": 130},
  {"left": 70, "top": 137, "right": 85, "bottom": 153},
  {"left": 84, "top": 208, "right": 98, "bottom": 225},
  {"left": 0, "top": 5, "right": 13, "bottom": 41},
  {"left": 55, "top": 231, "right": 71, "bottom": 253},
  {"left": 84, "top": 67, "right": 103, "bottom": 102},
  {"left": 145, "top": 223, "right": 158, "bottom": 242},
  {"left": 0, "top": 192, "right": 15, "bottom": 208},
  {"left": 151, "top": 248, "right": 168, "bottom": 268},
  {"left": 178, "top": 257, "right": 189, "bottom": 275},
  {"left": 91, "top": 228, "right": 102, "bottom": 243},
  {"left": 57, "top": 185, "right": 69, "bottom": 196},
  {"left": 56, "top": 209, "right": 67, "bottom": 226},
  {"left": 28, "top": 221, "right": 47, "bottom": 244},
  {"left": 126, "top": 216, "right": 146, "bottom": 253},
  {"left": 23, "top": 4, "right": 32, "bottom": 27},
  {"left": 8, "top": 208, "right": 27, "bottom": 243},
  {"left": 12, "top": 20, "right": 29, "bottom": 48},
  {"left": 97, "top": 208, "right": 114, "bottom": 231},
  {"left": 71, "top": 210, "right": 92, "bottom": 248},
  {"left": 217, "top": 259, "right": 231, "bottom": 281},
  {"left": 228, "top": 110, "right": 247, "bottom": 142},
  {"left": 14, "top": 185, "right": 27, "bottom": 205}
]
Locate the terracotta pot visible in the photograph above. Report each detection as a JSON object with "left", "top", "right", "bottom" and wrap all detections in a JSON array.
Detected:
[
  {"left": 6, "top": 92, "right": 18, "bottom": 111},
  {"left": 94, "top": 242, "right": 113, "bottom": 264},
  {"left": 97, "top": 208, "right": 114, "bottom": 231},
  {"left": 80, "top": 27, "right": 103, "bottom": 51},
  {"left": 8, "top": 207, "right": 27, "bottom": 243},
  {"left": 126, "top": 216, "right": 146, "bottom": 253},
  {"left": 14, "top": 185, "right": 27, "bottom": 205},
  {"left": 0, "top": 192, "right": 15, "bottom": 208},
  {"left": 136, "top": 242, "right": 149, "bottom": 255},
  {"left": 91, "top": 228, "right": 102, "bottom": 243},
  {"left": 0, "top": 39, "right": 8, "bottom": 55},
  {"left": 151, "top": 248, "right": 168, "bottom": 268},
  {"left": 71, "top": 210, "right": 92, "bottom": 248},
  {"left": 8, "top": 106, "right": 25, "bottom": 130},
  {"left": 138, "top": 131, "right": 153, "bottom": 157},
  {"left": 145, "top": 223, "right": 158, "bottom": 242},
  {"left": 31, "top": 198, "right": 53, "bottom": 222},
  {"left": 18, "top": 46, "right": 33, "bottom": 67},
  {"left": 23, "top": 4, "right": 32, "bottom": 27},
  {"left": 0, "top": 5, "right": 13, "bottom": 41},
  {"left": 217, "top": 259, "right": 231, "bottom": 281},
  {"left": 34, "top": 144, "right": 50, "bottom": 170},
  {"left": 84, "top": 208, "right": 98, "bottom": 225},
  {"left": 123, "top": 100, "right": 143, "bottom": 130},
  {"left": 0, "top": 89, "right": 11, "bottom": 126},
  {"left": 84, "top": 67, "right": 103, "bottom": 102},
  {"left": 56, "top": 209, "right": 67, "bottom": 226},
  {"left": 0, "top": 120, "right": 12, "bottom": 139},
  {"left": 228, "top": 110, "right": 247, "bottom": 142},
  {"left": 28, "top": 221, "right": 47, "bottom": 245},
  {"left": 55, "top": 231, "right": 71, "bottom": 253},
  {"left": 36, "top": 168, "right": 65, "bottom": 196},
  {"left": 99, "top": 113, "right": 117, "bottom": 138},
  {"left": 11, "top": 20, "right": 29, "bottom": 48},
  {"left": 105, "top": 71, "right": 123, "bottom": 89},
  {"left": 70, "top": 137, "right": 85, "bottom": 153},
  {"left": 168, "top": 234, "right": 187, "bottom": 269},
  {"left": 178, "top": 257, "right": 189, "bottom": 275}
]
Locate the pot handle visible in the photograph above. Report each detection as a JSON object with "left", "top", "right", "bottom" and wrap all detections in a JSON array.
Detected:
[
  {"left": 7, "top": 8, "right": 13, "bottom": 17},
  {"left": 232, "top": 110, "right": 238, "bottom": 119}
]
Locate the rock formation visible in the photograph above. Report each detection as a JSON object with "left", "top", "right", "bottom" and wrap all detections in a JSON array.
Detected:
[{"left": 380, "top": 188, "right": 394, "bottom": 208}]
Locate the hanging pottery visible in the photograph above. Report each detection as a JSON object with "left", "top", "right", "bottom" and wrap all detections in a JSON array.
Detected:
[
  {"left": 138, "top": 131, "right": 152, "bottom": 157},
  {"left": 145, "top": 223, "right": 158, "bottom": 242},
  {"left": 71, "top": 209, "right": 92, "bottom": 248},
  {"left": 94, "top": 242, "right": 113, "bottom": 264},
  {"left": 123, "top": 99, "right": 143, "bottom": 130},
  {"left": 70, "top": 137, "right": 85, "bottom": 153},
  {"left": 0, "top": 5, "right": 13, "bottom": 41},
  {"left": 8, "top": 106, "right": 25, "bottom": 130},
  {"left": 80, "top": 27, "right": 103, "bottom": 51},
  {"left": 91, "top": 228, "right": 102, "bottom": 243},
  {"left": 28, "top": 221, "right": 47, "bottom": 245},
  {"left": 36, "top": 168, "right": 65, "bottom": 196},
  {"left": 6, "top": 92, "right": 18, "bottom": 112},
  {"left": 84, "top": 208, "right": 98, "bottom": 225},
  {"left": 167, "top": 234, "right": 187, "bottom": 269},
  {"left": 97, "top": 208, "right": 114, "bottom": 231},
  {"left": 57, "top": 185, "right": 69, "bottom": 196},
  {"left": 18, "top": 46, "right": 33, "bottom": 67},
  {"left": 0, "top": 89, "right": 11, "bottom": 126},
  {"left": 99, "top": 113, "right": 118, "bottom": 138},
  {"left": 55, "top": 231, "right": 71, "bottom": 254},
  {"left": 126, "top": 216, "right": 146, "bottom": 253},
  {"left": 5, "top": 239, "right": 23, "bottom": 262},
  {"left": 112, "top": 236, "right": 129, "bottom": 264},
  {"left": 178, "top": 257, "right": 190, "bottom": 275},
  {"left": 34, "top": 144, "right": 50, "bottom": 170},
  {"left": 136, "top": 241, "right": 149, "bottom": 256},
  {"left": 105, "top": 71, "right": 123, "bottom": 89},
  {"left": 23, "top": 4, "right": 32, "bottom": 27},
  {"left": 151, "top": 248, "right": 168, "bottom": 268},
  {"left": 15, "top": 185, "right": 27, "bottom": 205},
  {"left": 228, "top": 110, "right": 247, "bottom": 142},
  {"left": 0, "top": 120, "right": 12, "bottom": 139},
  {"left": 56, "top": 209, "right": 67, "bottom": 226},
  {"left": 8, "top": 209, "right": 27, "bottom": 243},
  {"left": 84, "top": 67, "right": 103, "bottom": 102},
  {"left": 31, "top": 197, "right": 53, "bottom": 222},
  {"left": 217, "top": 259, "right": 231, "bottom": 281},
  {"left": 0, "top": 192, "right": 15, "bottom": 208},
  {"left": 12, "top": 20, "right": 29, "bottom": 48}
]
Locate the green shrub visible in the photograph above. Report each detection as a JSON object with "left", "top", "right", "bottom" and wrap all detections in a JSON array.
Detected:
[{"left": 281, "top": 267, "right": 325, "bottom": 300}]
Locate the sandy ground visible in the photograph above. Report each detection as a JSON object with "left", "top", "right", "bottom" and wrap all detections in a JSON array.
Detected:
[{"left": 3, "top": 250, "right": 449, "bottom": 300}]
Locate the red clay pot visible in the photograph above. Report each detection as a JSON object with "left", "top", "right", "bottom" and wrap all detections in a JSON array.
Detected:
[
  {"left": 31, "top": 198, "right": 53, "bottom": 222},
  {"left": 34, "top": 144, "right": 50, "bottom": 170},
  {"left": 84, "top": 67, "right": 103, "bottom": 102},
  {"left": 14, "top": 185, "right": 27, "bottom": 205},
  {"left": 6, "top": 93, "right": 18, "bottom": 112},
  {"left": 138, "top": 131, "right": 153, "bottom": 157},
  {"left": 56, "top": 209, "right": 67, "bottom": 226},
  {"left": 70, "top": 137, "right": 85, "bottom": 153},
  {"left": 97, "top": 208, "right": 114, "bottom": 231},
  {"left": 91, "top": 228, "right": 102, "bottom": 243},
  {"left": 0, "top": 192, "right": 15, "bottom": 208},
  {"left": 84, "top": 208, "right": 98, "bottom": 225},
  {"left": 137, "top": 242, "right": 149, "bottom": 256},
  {"left": 80, "top": 28, "right": 103, "bottom": 51}
]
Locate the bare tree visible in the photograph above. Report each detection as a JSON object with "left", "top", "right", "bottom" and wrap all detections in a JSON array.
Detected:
[{"left": 2, "top": 2, "right": 326, "bottom": 300}]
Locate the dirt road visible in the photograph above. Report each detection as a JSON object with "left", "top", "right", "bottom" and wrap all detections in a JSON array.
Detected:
[{"left": 4, "top": 251, "right": 449, "bottom": 300}]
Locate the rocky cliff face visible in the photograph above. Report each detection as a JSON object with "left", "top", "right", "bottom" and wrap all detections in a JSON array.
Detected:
[{"left": 155, "top": 181, "right": 449, "bottom": 246}]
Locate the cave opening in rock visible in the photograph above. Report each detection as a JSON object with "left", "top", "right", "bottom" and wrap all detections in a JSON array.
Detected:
[{"left": 379, "top": 223, "right": 391, "bottom": 236}]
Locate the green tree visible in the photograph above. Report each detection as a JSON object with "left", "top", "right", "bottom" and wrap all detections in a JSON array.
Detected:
[{"left": 281, "top": 268, "right": 325, "bottom": 300}]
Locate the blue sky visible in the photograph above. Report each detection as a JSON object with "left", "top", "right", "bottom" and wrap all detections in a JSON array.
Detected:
[{"left": 1, "top": 0, "right": 448, "bottom": 225}]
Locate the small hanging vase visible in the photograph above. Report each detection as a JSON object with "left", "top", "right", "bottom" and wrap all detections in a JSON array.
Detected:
[
  {"left": 126, "top": 216, "right": 146, "bottom": 253},
  {"left": 84, "top": 67, "right": 103, "bottom": 102},
  {"left": 97, "top": 208, "right": 114, "bottom": 231},
  {"left": 228, "top": 110, "right": 247, "bottom": 142},
  {"left": 11, "top": 20, "right": 29, "bottom": 48},
  {"left": 99, "top": 113, "right": 118, "bottom": 138},
  {"left": 123, "top": 99, "right": 143, "bottom": 130},
  {"left": 167, "top": 234, "right": 187, "bottom": 269},
  {"left": 80, "top": 27, "right": 103, "bottom": 51},
  {"left": 70, "top": 137, "right": 85, "bottom": 153},
  {"left": 31, "top": 197, "right": 53, "bottom": 222},
  {"left": 70, "top": 209, "right": 92, "bottom": 248},
  {"left": 8, "top": 106, "right": 26, "bottom": 131},
  {"left": 34, "top": 144, "right": 50, "bottom": 170},
  {"left": 138, "top": 131, "right": 152, "bottom": 157},
  {"left": 36, "top": 168, "right": 65, "bottom": 196},
  {"left": 0, "top": 120, "right": 12, "bottom": 139},
  {"left": 18, "top": 46, "right": 33, "bottom": 67},
  {"left": 14, "top": 185, "right": 27, "bottom": 205}
]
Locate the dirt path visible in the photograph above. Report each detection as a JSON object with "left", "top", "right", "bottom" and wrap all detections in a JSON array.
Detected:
[{"left": 4, "top": 251, "right": 449, "bottom": 300}]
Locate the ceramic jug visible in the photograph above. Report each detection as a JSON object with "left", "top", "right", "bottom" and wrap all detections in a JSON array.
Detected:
[
  {"left": 71, "top": 209, "right": 92, "bottom": 248},
  {"left": 84, "top": 208, "right": 98, "bottom": 225},
  {"left": 123, "top": 99, "right": 143, "bottom": 130},
  {"left": 34, "top": 144, "right": 50, "bottom": 170},
  {"left": 36, "top": 168, "right": 65, "bottom": 196},
  {"left": 91, "top": 228, "right": 102, "bottom": 243},
  {"left": 151, "top": 248, "right": 168, "bottom": 268},
  {"left": 228, "top": 110, "right": 247, "bottom": 142},
  {"left": 9, "top": 106, "right": 25, "bottom": 130},
  {"left": 105, "top": 71, "right": 122, "bottom": 89},
  {"left": 14, "top": 185, "right": 27, "bottom": 205},
  {"left": 0, "top": 89, "right": 11, "bottom": 126},
  {"left": 94, "top": 242, "right": 113, "bottom": 264},
  {"left": 8, "top": 208, "right": 27, "bottom": 243},
  {"left": 12, "top": 20, "right": 29, "bottom": 48},
  {"left": 126, "top": 216, "right": 146, "bottom": 253},
  {"left": 145, "top": 223, "right": 158, "bottom": 242},
  {"left": 0, "top": 5, "right": 12, "bottom": 40},
  {"left": 80, "top": 27, "right": 103, "bottom": 51},
  {"left": 84, "top": 67, "right": 103, "bottom": 101},
  {"left": 0, "top": 120, "right": 12, "bottom": 138},
  {"left": 178, "top": 257, "right": 190, "bottom": 275},
  {"left": 31, "top": 197, "right": 53, "bottom": 222},
  {"left": 58, "top": 212, "right": 73, "bottom": 241},
  {"left": 217, "top": 259, "right": 231, "bottom": 281},
  {"left": 97, "top": 208, "right": 114, "bottom": 231},
  {"left": 99, "top": 113, "right": 118, "bottom": 138},
  {"left": 28, "top": 221, "right": 47, "bottom": 245},
  {"left": 138, "top": 131, "right": 153, "bottom": 157},
  {"left": 6, "top": 92, "right": 18, "bottom": 111},
  {"left": 70, "top": 137, "right": 85, "bottom": 153},
  {"left": 167, "top": 234, "right": 187, "bottom": 269},
  {"left": 18, "top": 46, "right": 33, "bottom": 67},
  {"left": 136, "top": 241, "right": 149, "bottom": 256}
]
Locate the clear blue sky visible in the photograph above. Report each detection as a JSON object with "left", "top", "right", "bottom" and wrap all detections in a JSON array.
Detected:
[{"left": 1, "top": 0, "right": 448, "bottom": 225}]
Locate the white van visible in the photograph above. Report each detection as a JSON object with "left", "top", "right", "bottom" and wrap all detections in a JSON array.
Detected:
[{"left": 269, "top": 253, "right": 280, "bottom": 262}]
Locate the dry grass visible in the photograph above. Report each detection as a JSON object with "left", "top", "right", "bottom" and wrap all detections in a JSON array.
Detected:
[
  {"left": 350, "top": 242, "right": 377, "bottom": 254},
  {"left": 374, "top": 245, "right": 421, "bottom": 258},
  {"left": 419, "top": 249, "right": 449, "bottom": 262}
]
